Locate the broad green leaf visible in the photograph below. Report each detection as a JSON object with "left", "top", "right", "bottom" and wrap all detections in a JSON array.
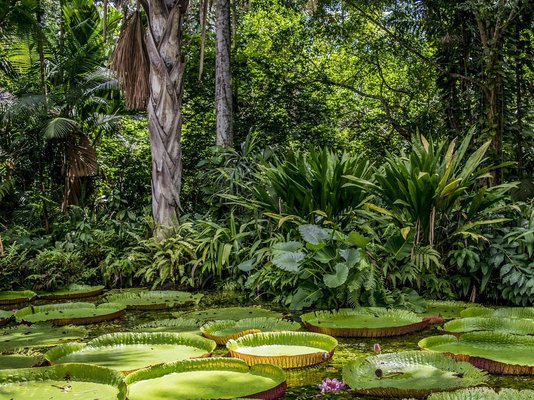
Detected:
[
  {"left": 323, "top": 263, "right": 349, "bottom": 288},
  {"left": 347, "top": 231, "right": 370, "bottom": 248},
  {"left": 272, "top": 252, "right": 304, "bottom": 272},
  {"left": 298, "top": 224, "right": 330, "bottom": 244}
]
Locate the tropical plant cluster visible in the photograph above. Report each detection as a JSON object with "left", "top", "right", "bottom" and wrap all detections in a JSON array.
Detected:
[{"left": 0, "top": 0, "right": 533, "bottom": 311}]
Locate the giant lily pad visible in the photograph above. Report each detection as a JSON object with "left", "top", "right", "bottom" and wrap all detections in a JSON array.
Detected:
[
  {"left": 125, "top": 357, "right": 287, "bottom": 400},
  {"left": 45, "top": 332, "right": 216, "bottom": 373},
  {"left": 0, "top": 291, "right": 36, "bottom": 306},
  {"left": 0, "top": 311, "right": 11, "bottom": 327},
  {"left": 0, "top": 355, "right": 41, "bottom": 370},
  {"left": 419, "top": 332, "right": 534, "bottom": 374},
  {"left": 227, "top": 331, "right": 337, "bottom": 369},
  {"left": 105, "top": 290, "right": 203, "bottom": 311},
  {"left": 342, "top": 351, "right": 487, "bottom": 398},
  {"left": 15, "top": 302, "right": 125, "bottom": 325},
  {"left": 441, "top": 317, "right": 534, "bottom": 336},
  {"left": 201, "top": 317, "right": 301, "bottom": 345},
  {"left": 0, "top": 363, "right": 127, "bottom": 399},
  {"left": 0, "top": 325, "right": 87, "bottom": 352},
  {"left": 176, "top": 307, "right": 283, "bottom": 321},
  {"left": 38, "top": 284, "right": 105, "bottom": 300},
  {"left": 461, "top": 306, "right": 534, "bottom": 319},
  {"left": 132, "top": 318, "right": 202, "bottom": 334},
  {"left": 301, "top": 308, "right": 429, "bottom": 337},
  {"left": 427, "top": 387, "right": 534, "bottom": 399},
  {"left": 422, "top": 301, "right": 476, "bottom": 320}
]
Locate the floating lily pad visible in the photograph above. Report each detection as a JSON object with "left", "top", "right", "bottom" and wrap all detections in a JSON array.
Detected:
[
  {"left": 132, "top": 318, "right": 202, "bottom": 334},
  {"left": 441, "top": 317, "right": 534, "bottom": 336},
  {"left": 125, "top": 357, "right": 287, "bottom": 400},
  {"left": 0, "top": 363, "right": 127, "bottom": 399},
  {"left": 0, "top": 311, "right": 11, "bottom": 327},
  {"left": 105, "top": 290, "right": 203, "bottom": 311},
  {"left": 45, "top": 332, "right": 217, "bottom": 373},
  {"left": 419, "top": 332, "right": 534, "bottom": 374},
  {"left": 427, "top": 387, "right": 534, "bottom": 399},
  {"left": 461, "top": 306, "right": 534, "bottom": 319},
  {"left": 176, "top": 306, "right": 284, "bottom": 321},
  {"left": 0, "top": 291, "right": 36, "bottom": 306},
  {"left": 201, "top": 317, "right": 301, "bottom": 345},
  {"left": 342, "top": 351, "right": 487, "bottom": 398},
  {"left": 0, "top": 325, "right": 87, "bottom": 352},
  {"left": 38, "top": 284, "right": 105, "bottom": 300},
  {"left": 0, "top": 354, "right": 41, "bottom": 369},
  {"left": 227, "top": 331, "right": 337, "bottom": 369},
  {"left": 422, "top": 301, "right": 475, "bottom": 320},
  {"left": 301, "top": 308, "right": 429, "bottom": 337},
  {"left": 15, "top": 302, "right": 125, "bottom": 325}
]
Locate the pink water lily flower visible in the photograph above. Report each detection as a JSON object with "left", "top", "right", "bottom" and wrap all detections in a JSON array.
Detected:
[
  {"left": 373, "top": 343, "right": 381, "bottom": 353},
  {"left": 318, "top": 378, "right": 346, "bottom": 392}
]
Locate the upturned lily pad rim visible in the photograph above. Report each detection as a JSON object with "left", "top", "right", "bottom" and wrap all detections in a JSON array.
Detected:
[
  {"left": 441, "top": 317, "right": 534, "bottom": 335},
  {"left": 0, "top": 290, "right": 37, "bottom": 305},
  {"left": 45, "top": 332, "right": 217, "bottom": 372},
  {"left": 38, "top": 284, "right": 106, "bottom": 300},
  {"left": 133, "top": 318, "right": 202, "bottom": 332},
  {"left": 105, "top": 290, "right": 203, "bottom": 310},
  {"left": 342, "top": 350, "right": 488, "bottom": 398},
  {"left": 460, "top": 306, "right": 534, "bottom": 319},
  {"left": 419, "top": 332, "right": 534, "bottom": 374},
  {"left": 0, "top": 310, "right": 12, "bottom": 326},
  {"left": 300, "top": 308, "right": 429, "bottom": 337},
  {"left": 175, "top": 306, "right": 284, "bottom": 321},
  {"left": 201, "top": 317, "right": 301, "bottom": 345},
  {"left": 14, "top": 302, "right": 126, "bottom": 325},
  {"left": 227, "top": 331, "right": 337, "bottom": 369},
  {"left": 427, "top": 387, "right": 534, "bottom": 399},
  {"left": 0, "top": 363, "right": 127, "bottom": 399},
  {"left": 124, "top": 357, "right": 287, "bottom": 399}
]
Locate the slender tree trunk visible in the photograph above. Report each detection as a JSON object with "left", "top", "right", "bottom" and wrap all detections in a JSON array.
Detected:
[
  {"left": 143, "top": 0, "right": 189, "bottom": 236},
  {"left": 215, "top": 0, "right": 233, "bottom": 147}
]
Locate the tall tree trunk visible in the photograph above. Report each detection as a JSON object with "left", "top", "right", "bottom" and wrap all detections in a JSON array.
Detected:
[
  {"left": 215, "top": 0, "right": 233, "bottom": 147},
  {"left": 144, "top": 0, "right": 189, "bottom": 236}
]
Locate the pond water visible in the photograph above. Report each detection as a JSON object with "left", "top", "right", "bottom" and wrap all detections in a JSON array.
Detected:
[{"left": 3, "top": 290, "right": 534, "bottom": 399}]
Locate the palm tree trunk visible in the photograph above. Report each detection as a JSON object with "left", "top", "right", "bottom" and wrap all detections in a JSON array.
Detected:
[
  {"left": 144, "top": 0, "right": 189, "bottom": 235},
  {"left": 215, "top": 0, "right": 233, "bottom": 147}
]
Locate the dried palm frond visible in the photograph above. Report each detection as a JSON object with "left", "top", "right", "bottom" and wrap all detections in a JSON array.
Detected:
[{"left": 110, "top": 11, "right": 149, "bottom": 110}]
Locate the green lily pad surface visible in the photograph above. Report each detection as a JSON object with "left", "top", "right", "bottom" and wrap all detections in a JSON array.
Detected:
[
  {"left": 442, "top": 317, "right": 534, "bottom": 335},
  {"left": 342, "top": 351, "right": 487, "bottom": 398},
  {"left": 45, "top": 332, "right": 216, "bottom": 372},
  {"left": 0, "top": 355, "right": 41, "bottom": 370},
  {"left": 0, "top": 363, "right": 127, "bottom": 399},
  {"left": 419, "top": 332, "right": 534, "bottom": 374},
  {"left": 0, "top": 325, "right": 87, "bottom": 352},
  {"left": 227, "top": 332, "right": 337, "bottom": 368},
  {"left": 105, "top": 290, "right": 203, "bottom": 310},
  {"left": 201, "top": 317, "right": 301, "bottom": 344},
  {"left": 301, "top": 308, "right": 428, "bottom": 337},
  {"left": 421, "top": 301, "right": 476, "bottom": 319},
  {"left": 427, "top": 387, "right": 534, "bottom": 399},
  {"left": 461, "top": 307, "right": 534, "bottom": 319},
  {"left": 125, "top": 358, "right": 287, "bottom": 400},
  {"left": 176, "top": 307, "right": 283, "bottom": 321},
  {"left": 38, "top": 284, "right": 105, "bottom": 300},
  {"left": 0, "top": 291, "right": 36, "bottom": 306},
  {"left": 0, "top": 311, "right": 11, "bottom": 327},
  {"left": 133, "top": 318, "right": 202, "bottom": 334},
  {"left": 15, "top": 302, "right": 125, "bottom": 325}
]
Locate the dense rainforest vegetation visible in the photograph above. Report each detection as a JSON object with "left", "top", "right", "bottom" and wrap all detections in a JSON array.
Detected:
[{"left": 0, "top": 0, "right": 533, "bottom": 310}]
